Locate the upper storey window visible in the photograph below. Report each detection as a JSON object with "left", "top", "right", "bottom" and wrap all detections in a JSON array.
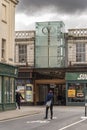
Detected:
[
  {"left": 19, "top": 45, "right": 27, "bottom": 63},
  {"left": 76, "top": 43, "right": 85, "bottom": 62},
  {"left": 2, "top": 3, "right": 7, "bottom": 23},
  {"left": 1, "top": 39, "right": 6, "bottom": 59}
]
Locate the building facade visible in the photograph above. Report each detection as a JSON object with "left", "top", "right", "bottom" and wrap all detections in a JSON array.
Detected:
[
  {"left": 67, "top": 29, "right": 87, "bottom": 66},
  {"left": 0, "top": 0, "right": 18, "bottom": 64},
  {"left": 34, "top": 21, "right": 66, "bottom": 105},
  {"left": 0, "top": 0, "right": 18, "bottom": 111},
  {"left": 15, "top": 31, "right": 35, "bottom": 104},
  {"left": 15, "top": 25, "right": 87, "bottom": 106},
  {"left": 66, "top": 28, "right": 87, "bottom": 106},
  {"left": 34, "top": 27, "right": 87, "bottom": 106},
  {"left": 15, "top": 31, "right": 35, "bottom": 67}
]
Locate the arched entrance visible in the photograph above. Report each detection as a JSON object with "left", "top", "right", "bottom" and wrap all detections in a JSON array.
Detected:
[{"left": 34, "top": 79, "right": 66, "bottom": 105}]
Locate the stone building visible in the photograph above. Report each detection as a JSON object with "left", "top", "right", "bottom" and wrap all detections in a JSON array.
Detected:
[
  {"left": 15, "top": 30, "right": 35, "bottom": 67},
  {"left": 0, "top": 0, "right": 18, "bottom": 111},
  {"left": 15, "top": 30, "right": 35, "bottom": 104},
  {"left": 15, "top": 25, "right": 87, "bottom": 106},
  {"left": 66, "top": 28, "right": 87, "bottom": 106},
  {"left": 0, "top": 0, "right": 18, "bottom": 64},
  {"left": 67, "top": 29, "right": 87, "bottom": 66},
  {"left": 34, "top": 27, "right": 87, "bottom": 106}
]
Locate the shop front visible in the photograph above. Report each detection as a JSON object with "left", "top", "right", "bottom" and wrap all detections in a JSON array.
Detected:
[
  {"left": 66, "top": 72, "right": 87, "bottom": 106},
  {"left": 0, "top": 63, "right": 18, "bottom": 111},
  {"left": 34, "top": 79, "right": 66, "bottom": 105}
]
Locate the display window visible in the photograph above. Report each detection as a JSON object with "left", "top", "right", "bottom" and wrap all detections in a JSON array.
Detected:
[
  {"left": 4, "top": 77, "right": 9, "bottom": 103},
  {"left": 0, "top": 77, "right": 2, "bottom": 103},
  {"left": 67, "top": 83, "right": 85, "bottom": 102},
  {"left": 4, "top": 77, "right": 15, "bottom": 103},
  {"left": 10, "top": 78, "right": 15, "bottom": 103}
]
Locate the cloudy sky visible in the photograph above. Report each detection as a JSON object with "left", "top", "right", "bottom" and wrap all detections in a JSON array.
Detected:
[{"left": 15, "top": 0, "right": 87, "bottom": 32}]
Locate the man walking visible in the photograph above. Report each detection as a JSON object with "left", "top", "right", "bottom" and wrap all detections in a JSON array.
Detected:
[{"left": 44, "top": 90, "right": 54, "bottom": 119}]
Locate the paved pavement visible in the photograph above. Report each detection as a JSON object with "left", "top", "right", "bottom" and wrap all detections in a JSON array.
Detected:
[
  {"left": 0, "top": 106, "right": 86, "bottom": 121},
  {"left": 0, "top": 106, "right": 44, "bottom": 121}
]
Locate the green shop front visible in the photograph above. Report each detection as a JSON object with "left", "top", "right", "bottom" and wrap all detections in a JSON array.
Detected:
[
  {"left": 66, "top": 72, "right": 87, "bottom": 106},
  {"left": 0, "top": 63, "right": 18, "bottom": 111}
]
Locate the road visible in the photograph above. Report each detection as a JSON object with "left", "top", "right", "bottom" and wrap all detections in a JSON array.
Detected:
[{"left": 0, "top": 106, "right": 87, "bottom": 130}]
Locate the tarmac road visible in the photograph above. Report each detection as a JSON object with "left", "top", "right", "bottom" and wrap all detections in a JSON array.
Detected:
[{"left": 0, "top": 106, "right": 87, "bottom": 130}]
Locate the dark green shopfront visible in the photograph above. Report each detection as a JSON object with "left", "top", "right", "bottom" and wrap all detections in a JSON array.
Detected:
[
  {"left": 0, "top": 63, "right": 18, "bottom": 111},
  {"left": 66, "top": 72, "right": 87, "bottom": 106}
]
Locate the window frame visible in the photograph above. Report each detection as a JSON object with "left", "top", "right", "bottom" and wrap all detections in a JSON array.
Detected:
[
  {"left": 18, "top": 45, "right": 27, "bottom": 63},
  {"left": 76, "top": 43, "right": 85, "bottom": 62}
]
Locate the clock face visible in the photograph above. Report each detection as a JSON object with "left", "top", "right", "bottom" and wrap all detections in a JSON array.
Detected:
[{"left": 42, "top": 26, "right": 56, "bottom": 35}]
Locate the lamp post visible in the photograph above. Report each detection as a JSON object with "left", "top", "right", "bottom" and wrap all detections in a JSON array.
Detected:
[{"left": 85, "top": 90, "right": 87, "bottom": 116}]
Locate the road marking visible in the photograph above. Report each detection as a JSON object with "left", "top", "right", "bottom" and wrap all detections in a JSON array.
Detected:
[
  {"left": 53, "top": 117, "right": 57, "bottom": 119},
  {"left": 47, "top": 117, "right": 57, "bottom": 120},
  {"left": 58, "top": 119, "right": 86, "bottom": 130},
  {"left": 27, "top": 120, "right": 50, "bottom": 123},
  {"left": 81, "top": 116, "right": 87, "bottom": 119},
  {"left": 26, "top": 117, "right": 57, "bottom": 124}
]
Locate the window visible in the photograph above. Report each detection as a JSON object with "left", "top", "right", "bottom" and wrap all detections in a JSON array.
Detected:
[
  {"left": 76, "top": 43, "right": 85, "bottom": 62},
  {"left": 4, "top": 77, "right": 15, "bottom": 103},
  {"left": 19, "top": 45, "right": 27, "bottom": 62},
  {"left": 0, "top": 77, "right": 2, "bottom": 103},
  {"left": 10, "top": 78, "right": 15, "bottom": 103},
  {"left": 4, "top": 77, "right": 9, "bottom": 103},
  {"left": 1, "top": 39, "right": 6, "bottom": 59},
  {"left": 67, "top": 83, "right": 85, "bottom": 103},
  {"left": 2, "top": 3, "right": 7, "bottom": 23}
]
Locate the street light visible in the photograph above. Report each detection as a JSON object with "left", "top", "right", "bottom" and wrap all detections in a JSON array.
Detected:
[{"left": 85, "top": 90, "right": 87, "bottom": 116}]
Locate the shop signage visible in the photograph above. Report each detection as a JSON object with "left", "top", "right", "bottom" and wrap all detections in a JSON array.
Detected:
[
  {"left": 66, "top": 73, "right": 87, "bottom": 80},
  {"left": 25, "top": 84, "right": 33, "bottom": 102},
  {"left": 0, "top": 63, "right": 18, "bottom": 77},
  {"left": 68, "top": 89, "right": 76, "bottom": 97},
  {"left": 77, "top": 74, "right": 87, "bottom": 80}
]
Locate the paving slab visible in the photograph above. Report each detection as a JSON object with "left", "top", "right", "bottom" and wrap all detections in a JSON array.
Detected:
[{"left": 0, "top": 106, "right": 44, "bottom": 121}]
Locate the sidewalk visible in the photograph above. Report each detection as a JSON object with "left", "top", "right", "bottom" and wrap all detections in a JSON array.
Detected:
[
  {"left": 0, "top": 106, "right": 44, "bottom": 121},
  {"left": 0, "top": 106, "right": 84, "bottom": 121}
]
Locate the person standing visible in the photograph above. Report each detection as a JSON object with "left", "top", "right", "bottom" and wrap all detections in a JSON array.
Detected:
[
  {"left": 15, "top": 90, "right": 24, "bottom": 109},
  {"left": 44, "top": 90, "right": 54, "bottom": 119}
]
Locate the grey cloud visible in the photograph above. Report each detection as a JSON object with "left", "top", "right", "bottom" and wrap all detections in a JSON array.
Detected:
[{"left": 16, "top": 0, "right": 87, "bottom": 14}]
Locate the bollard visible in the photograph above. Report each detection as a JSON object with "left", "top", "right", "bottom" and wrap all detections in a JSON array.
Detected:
[{"left": 85, "top": 103, "right": 87, "bottom": 116}]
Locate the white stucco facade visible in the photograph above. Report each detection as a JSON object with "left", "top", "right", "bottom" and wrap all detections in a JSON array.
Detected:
[
  {"left": 15, "top": 31, "right": 35, "bottom": 67},
  {"left": 67, "top": 29, "right": 87, "bottom": 66},
  {"left": 0, "top": 0, "right": 18, "bottom": 64}
]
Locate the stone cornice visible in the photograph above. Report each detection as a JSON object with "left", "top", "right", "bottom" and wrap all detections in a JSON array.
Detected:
[{"left": 9, "top": 0, "right": 19, "bottom": 5}]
